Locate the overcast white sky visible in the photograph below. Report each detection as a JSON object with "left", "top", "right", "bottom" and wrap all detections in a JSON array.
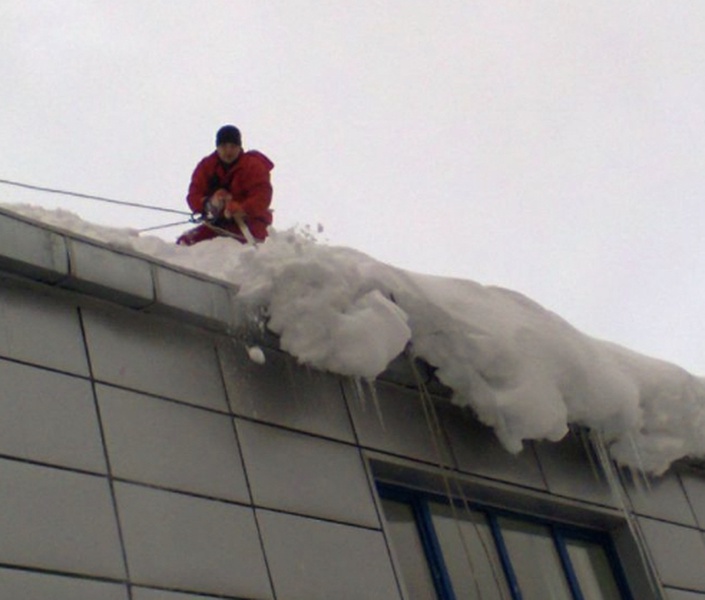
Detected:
[{"left": 2, "top": 2, "right": 705, "bottom": 374}]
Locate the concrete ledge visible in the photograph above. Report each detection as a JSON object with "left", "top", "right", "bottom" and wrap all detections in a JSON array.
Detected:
[
  {"left": 0, "top": 209, "right": 68, "bottom": 283},
  {"left": 0, "top": 207, "right": 248, "bottom": 334},
  {"left": 152, "top": 264, "right": 236, "bottom": 330},
  {"left": 62, "top": 238, "right": 154, "bottom": 308}
]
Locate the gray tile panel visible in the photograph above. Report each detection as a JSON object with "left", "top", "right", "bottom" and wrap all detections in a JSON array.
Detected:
[
  {"left": 665, "top": 589, "right": 705, "bottom": 600},
  {"left": 220, "top": 341, "right": 355, "bottom": 442},
  {"left": 534, "top": 431, "right": 617, "bottom": 507},
  {"left": 132, "top": 588, "right": 221, "bottom": 600},
  {"left": 0, "top": 210, "right": 68, "bottom": 282},
  {"left": 440, "top": 402, "right": 546, "bottom": 490},
  {"left": 344, "top": 379, "right": 453, "bottom": 466},
  {"left": 0, "top": 359, "right": 106, "bottom": 473},
  {"left": 237, "top": 419, "right": 379, "bottom": 527},
  {"left": 0, "top": 568, "right": 128, "bottom": 600},
  {"left": 258, "top": 509, "right": 402, "bottom": 600},
  {"left": 0, "top": 283, "right": 89, "bottom": 376},
  {"left": 81, "top": 307, "right": 227, "bottom": 411},
  {"left": 624, "top": 470, "right": 697, "bottom": 526},
  {"left": 98, "top": 385, "right": 249, "bottom": 502},
  {"left": 153, "top": 265, "right": 233, "bottom": 327},
  {"left": 679, "top": 469, "right": 705, "bottom": 530},
  {"left": 115, "top": 482, "right": 272, "bottom": 599},
  {"left": 63, "top": 239, "right": 154, "bottom": 308},
  {"left": 0, "top": 459, "right": 125, "bottom": 579},
  {"left": 638, "top": 517, "right": 705, "bottom": 592}
]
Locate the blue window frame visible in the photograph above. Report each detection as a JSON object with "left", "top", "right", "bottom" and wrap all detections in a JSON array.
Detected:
[{"left": 378, "top": 483, "right": 633, "bottom": 600}]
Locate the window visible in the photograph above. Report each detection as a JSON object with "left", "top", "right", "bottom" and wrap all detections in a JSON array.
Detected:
[{"left": 379, "top": 485, "right": 632, "bottom": 600}]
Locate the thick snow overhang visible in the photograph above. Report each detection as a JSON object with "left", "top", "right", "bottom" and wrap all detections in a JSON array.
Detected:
[{"left": 3, "top": 205, "right": 705, "bottom": 476}]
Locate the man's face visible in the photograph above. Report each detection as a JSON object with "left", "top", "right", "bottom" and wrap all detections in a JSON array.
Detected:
[{"left": 216, "top": 143, "right": 241, "bottom": 165}]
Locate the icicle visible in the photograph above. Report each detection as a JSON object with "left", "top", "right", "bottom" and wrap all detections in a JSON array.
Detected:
[
  {"left": 365, "top": 378, "right": 387, "bottom": 432},
  {"left": 406, "top": 353, "right": 511, "bottom": 600},
  {"left": 576, "top": 426, "right": 603, "bottom": 484},
  {"left": 407, "top": 354, "right": 447, "bottom": 465},
  {"left": 626, "top": 465, "right": 647, "bottom": 501},
  {"left": 589, "top": 431, "right": 666, "bottom": 599},
  {"left": 613, "top": 432, "right": 651, "bottom": 503},
  {"left": 348, "top": 377, "right": 387, "bottom": 431},
  {"left": 626, "top": 460, "right": 654, "bottom": 501},
  {"left": 351, "top": 375, "right": 367, "bottom": 412},
  {"left": 627, "top": 431, "right": 652, "bottom": 493}
]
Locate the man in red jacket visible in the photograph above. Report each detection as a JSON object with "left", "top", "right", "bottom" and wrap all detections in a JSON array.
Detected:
[{"left": 177, "top": 125, "right": 274, "bottom": 245}]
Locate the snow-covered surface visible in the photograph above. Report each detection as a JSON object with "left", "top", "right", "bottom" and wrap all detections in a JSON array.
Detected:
[{"left": 4, "top": 203, "right": 705, "bottom": 474}]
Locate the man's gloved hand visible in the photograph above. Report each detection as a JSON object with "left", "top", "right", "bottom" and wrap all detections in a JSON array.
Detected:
[
  {"left": 204, "top": 189, "right": 232, "bottom": 220},
  {"left": 224, "top": 199, "right": 246, "bottom": 220}
]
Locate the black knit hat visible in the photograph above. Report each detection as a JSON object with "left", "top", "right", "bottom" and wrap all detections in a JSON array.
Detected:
[{"left": 216, "top": 125, "right": 242, "bottom": 146}]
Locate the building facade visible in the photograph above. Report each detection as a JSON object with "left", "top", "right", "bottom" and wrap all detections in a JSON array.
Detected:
[{"left": 1, "top": 206, "right": 705, "bottom": 599}]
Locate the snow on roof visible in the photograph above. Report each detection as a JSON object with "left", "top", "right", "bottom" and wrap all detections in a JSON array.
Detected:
[{"left": 3, "top": 202, "right": 705, "bottom": 475}]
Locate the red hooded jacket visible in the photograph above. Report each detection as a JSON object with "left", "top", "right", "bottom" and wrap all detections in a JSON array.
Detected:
[{"left": 185, "top": 150, "right": 274, "bottom": 241}]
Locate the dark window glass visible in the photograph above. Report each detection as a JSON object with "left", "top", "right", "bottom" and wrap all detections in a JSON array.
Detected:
[
  {"left": 430, "top": 502, "right": 510, "bottom": 599},
  {"left": 498, "top": 516, "right": 573, "bottom": 600},
  {"left": 566, "top": 538, "right": 623, "bottom": 600},
  {"left": 381, "top": 498, "right": 438, "bottom": 600},
  {"left": 379, "top": 486, "right": 630, "bottom": 600}
]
